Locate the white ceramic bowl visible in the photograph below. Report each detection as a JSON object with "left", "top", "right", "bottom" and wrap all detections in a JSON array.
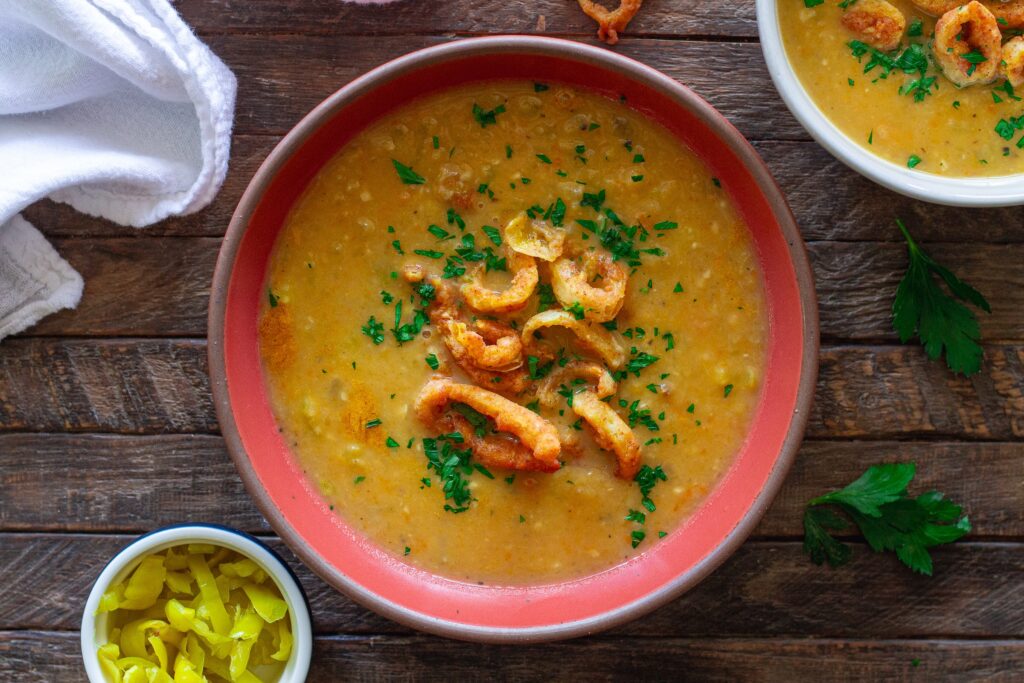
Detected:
[
  {"left": 81, "top": 524, "right": 313, "bottom": 683},
  {"left": 757, "top": 0, "right": 1024, "bottom": 207}
]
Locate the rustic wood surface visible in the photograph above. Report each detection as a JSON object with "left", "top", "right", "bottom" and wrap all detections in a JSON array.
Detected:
[{"left": 1, "top": 0, "right": 1022, "bottom": 680}]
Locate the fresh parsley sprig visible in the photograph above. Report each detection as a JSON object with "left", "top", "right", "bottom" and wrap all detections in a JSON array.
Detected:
[
  {"left": 803, "top": 462, "right": 970, "bottom": 576},
  {"left": 892, "top": 219, "right": 991, "bottom": 375}
]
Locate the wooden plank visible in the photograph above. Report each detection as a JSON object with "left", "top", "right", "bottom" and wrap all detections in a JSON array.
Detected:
[
  {"left": 23, "top": 139, "right": 1024, "bottom": 244},
  {"left": 2, "top": 435, "right": 1020, "bottom": 539},
  {"left": 1, "top": 534, "right": 1021, "bottom": 638},
  {"left": 0, "top": 339, "right": 216, "bottom": 434},
  {"left": 6, "top": 631, "right": 1024, "bottom": 683},
  {"left": 202, "top": 36, "right": 809, "bottom": 140},
  {"left": 1, "top": 339, "right": 1020, "bottom": 438},
  {"left": 176, "top": 0, "right": 759, "bottom": 39},
  {"left": 13, "top": 237, "right": 1023, "bottom": 341}
]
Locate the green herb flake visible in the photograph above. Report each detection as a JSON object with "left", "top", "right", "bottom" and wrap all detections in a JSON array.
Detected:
[
  {"left": 354, "top": 475, "right": 366, "bottom": 484},
  {"left": 385, "top": 437, "right": 400, "bottom": 448},
  {"left": 425, "top": 353, "right": 440, "bottom": 370},
  {"left": 361, "top": 316, "right": 385, "bottom": 345},
  {"left": 268, "top": 289, "right": 279, "bottom": 307},
  {"left": 391, "top": 159, "right": 426, "bottom": 185},
  {"left": 472, "top": 102, "right": 506, "bottom": 128}
]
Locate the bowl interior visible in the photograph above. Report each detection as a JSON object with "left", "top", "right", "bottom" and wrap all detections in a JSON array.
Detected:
[
  {"left": 81, "top": 526, "right": 311, "bottom": 682},
  {"left": 756, "top": 0, "right": 1024, "bottom": 207},
  {"left": 212, "top": 37, "right": 817, "bottom": 641}
]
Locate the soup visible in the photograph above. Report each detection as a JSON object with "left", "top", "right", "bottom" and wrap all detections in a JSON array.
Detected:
[
  {"left": 259, "top": 80, "right": 767, "bottom": 584},
  {"left": 779, "top": 0, "right": 1024, "bottom": 177}
]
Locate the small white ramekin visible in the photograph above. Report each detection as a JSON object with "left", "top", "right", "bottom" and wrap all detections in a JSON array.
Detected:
[
  {"left": 757, "top": 0, "right": 1024, "bottom": 207},
  {"left": 81, "top": 524, "right": 313, "bottom": 683}
]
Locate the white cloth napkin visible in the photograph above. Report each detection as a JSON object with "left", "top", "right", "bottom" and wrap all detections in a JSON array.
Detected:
[{"left": 0, "top": 0, "right": 236, "bottom": 340}]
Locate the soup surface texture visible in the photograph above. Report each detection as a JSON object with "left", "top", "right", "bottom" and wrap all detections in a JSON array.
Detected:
[
  {"left": 779, "top": 0, "right": 1024, "bottom": 177},
  {"left": 259, "top": 81, "right": 767, "bottom": 584}
]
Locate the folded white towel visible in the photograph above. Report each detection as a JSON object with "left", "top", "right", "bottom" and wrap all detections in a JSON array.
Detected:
[{"left": 0, "top": 0, "right": 237, "bottom": 340}]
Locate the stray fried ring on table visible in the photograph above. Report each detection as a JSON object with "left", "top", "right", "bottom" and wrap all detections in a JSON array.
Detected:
[
  {"left": 840, "top": 0, "right": 906, "bottom": 51},
  {"left": 576, "top": 0, "right": 644, "bottom": 45},
  {"left": 932, "top": 1, "right": 1002, "bottom": 86},
  {"left": 521, "top": 309, "right": 627, "bottom": 370},
  {"left": 415, "top": 377, "right": 562, "bottom": 469},
  {"left": 461, "top": 248, "right": 539, "bottom": 314},
  {"left": 550, "top": 251, "right": 627, "bottom": 323},
  {"left": 571, "top": 390, "right": 642, "bottom": 480}
]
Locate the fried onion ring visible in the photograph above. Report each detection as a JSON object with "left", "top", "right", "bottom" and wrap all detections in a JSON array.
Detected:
[
  {"left": 840, "top": 0, "right": 906, "bottom": 51},
  {"left": 571, "top": 391, "right": 641, "bottom": 479},
  {"left": 550, "top": 252, "right": 627, "bottom": 323},
  {"left": 446, "top": 319, "right": 524, "bottom": 372},
  {"left": 576, "top": 0, "right": 644, "bottom": 45},
  {"left": 521, "top": 310, "right": 627, "bottom": 370},
  {"left": 439, "top": 412, "right": 560, "bottom": 473},
  {"left": 536, "top": 361, "right": 617, "bottom": 409},
  {"left": 415, "top": 377, "right": 562, "bottom": 467},
  {"left": 505, "top": 213, "right": 567, "bottom": 262},
  {"left": 460, "top": 250, "right": 538, "bottom": 314},
  {"left": 910, "top": 0, "right": 1024, "bottom": 28},
  {"left": 932, "top": 1, "right": 1003, "bottom": 86},
  {"left": 1003, "top": 36, "right": 1024, "bottom": 87}
]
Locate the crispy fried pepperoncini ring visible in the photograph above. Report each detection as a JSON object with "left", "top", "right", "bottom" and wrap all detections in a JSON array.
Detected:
[
  {"left": 910, "top": 0, "right": 1024, "bottom": 28},
  {"left": 461, "top": 249, "right": 539, "bottom": 314},
  {"left": 505, "top": 212, "right": 567, "bottom": 262},
  {"left": 576, "top": 0, "right": 644, "bottom": 45},
  {"left": 571, "top": 390, "right": 642, "bottom": 480},
  {"left": 521, "top": 309, "right": 627, "bottom": 370},
  {"left": 446, "top": 319, "right": 524, "bottom": 372},
  {"left": 415, "top": 377, "right": 563, "bottom": 467},
  {"left": 536, "top": 360, "right": 617, "bottom": 409},
  {"left": 550, "top": 251, "right": 627, "bottom": 322},
  {"left": 840, "top": 0, "right": 906, "bottom": 51},
  {"left": 932, "top": 1, "right": 1002, "bottom": 86}
]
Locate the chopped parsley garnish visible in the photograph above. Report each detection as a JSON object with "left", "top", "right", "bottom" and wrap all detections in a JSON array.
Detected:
[
  {"left": 391, "top": 239, "right": 404, "bottom": 254},
  {"left": 423, "top": 434, "right": 476, "bottom": 514},
  {"left": 527, "top": 355, "right": 555, "bottom": 380},
  {"left": 631, "top": 530, "right": 646, "bottom": 548},
  {"left": 354, "top": 475, "right": 366, "bottom": 484},
  {"left": 427, "top": 224, "right": 452, "bottom": 240},
  {"left": 907, "top": 154, "right": 922, "bottom": 169},
  {"left": 803, "top": 462, "right": 970, "bottom": 575},
  {"left": 505, "top": 144, "right": 513, "bottom": 159},
  {"left": 635, "top": 464, "right": 667, "bottom": 512},
  {"left": 385, "top": 437, "right": 400, "bottom": 448},
  {"left": 404, "top": 546, "right": 411, "bottom": 556},
  {"left": 413, "top": 249, "right": 444, "bottom": 259},
  {"left": 391, "top": 159, "right": 426, "bottom": 185},
  {"left": 361, "top": 316, "right": 384, "bottom": 345},
  {"left": 673, "top": 282, "right": 684, "bottom": 293},
  {"left": 632, "top": 153, "right": 645, "bottom": 163},
  {"left": 536, "top": 283, "right": 557, "bottom": 311},
  {"left": 907, "top": 17, "right": 923, "bottom": 36},
  {"left": 365, "top": 418, "right": 382, "bottom": 429},
  {"left": 546, "top": 198, "right": 567, "bottom": 227},
  {"left": 893, "top": 219, "right": 990, "bottom": 375},
  {"left": 425, "top": 353, "right": 440, "bottom": 370},
  {"left": 724, "top": 384, "right": 733, "bottom": 397},
  {"left": 536, "top": 153, "right": 552, "bottom": 164},
  {"left": 624, "top": 399, "right": 659, "bottom": 432},
  {"left": 452, "top": 402, "right": 490, "bottom": 437},
  {"left": 581, "top": 189, "right": 606, "bottom": 212},
  {"left": 390, "top": 300, "right": 430, "bottom": 344},
  {"left": 267, "top": 289, "right": 279, "bottom": 307},
  {"left": 566, "top": 301, "right": 586, "bottom": 320},
  {"left": 482, "top": 225, "right": 502, "bottom": 246},
  {"left": 432, "top": 135, "right": 439, "bottom": 149},
  {"left": 534, "top": 82, "right": 549, "bottom": 92},
  {"left": 472, "top": 102, "right": 506, "bottom": 128},
  {"left": 380, "top": 291, "right": 394, "bottom": 305}
]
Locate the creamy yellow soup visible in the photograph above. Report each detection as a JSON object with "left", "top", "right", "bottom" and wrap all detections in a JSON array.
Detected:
[
  {"left": 779, "top": 0, "right": 1024, "bottom": 177},
  {"left": 259, "top": 81, "right": 766, "bottom": 584}
]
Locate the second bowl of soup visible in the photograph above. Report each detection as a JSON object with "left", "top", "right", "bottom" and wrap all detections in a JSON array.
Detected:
[
  {"left": 760, "top": 0, "right": 1024, "bottom": 205},
  {"left": 210, "top": 36, "right": 817, "bottom": 642}
]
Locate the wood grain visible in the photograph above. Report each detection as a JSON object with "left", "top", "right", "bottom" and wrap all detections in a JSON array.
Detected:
[
  {"left": 14, "top": 237, "right": 1024, "bottom": 341},
  {"left": 7, "top": 631, "right": 1023, "bottom": 682},
  {"left": 2, "top": 435, "right": 1020, "bottom": 539},
  {"left": 2, "top": 339, "right": 1020, "bottom": 438},
  {"left": 24, "top": 139, "right": 1024, "bottom": 244},
  {"left": 2, "top": 534, "right": 1021, "bottom": 638},
  {"left": 176, "top": 0, "right": 759, "bottom": 39}
]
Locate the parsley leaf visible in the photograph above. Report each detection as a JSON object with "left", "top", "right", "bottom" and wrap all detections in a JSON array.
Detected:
[
  {"left": 391, "top": 159, "right": 425, "bottom": 185},
  {"left": 892, "top": 219, "right": 990, "bottom": 375},
  {"left": 803, "top": 462, "right": 970, "bottom": 575},
  {"left": 472, "top": 102, "right": 506, "bottom": 128}
]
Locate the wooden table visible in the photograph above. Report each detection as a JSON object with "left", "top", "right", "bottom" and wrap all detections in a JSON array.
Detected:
[{"left": 2, "top": 1, "right": 1022, "bottom": 679}]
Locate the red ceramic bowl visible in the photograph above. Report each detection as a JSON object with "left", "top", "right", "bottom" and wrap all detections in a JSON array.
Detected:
[{"left": 209, "top": 36, "right": 818, "bottom": 642}]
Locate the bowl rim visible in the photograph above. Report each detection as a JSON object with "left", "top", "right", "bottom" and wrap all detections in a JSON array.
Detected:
[
  {"left": 756, "top": 0, "right": 1024, "bottom": 207},
  {"left": 209, "top": 34, "right": 819, "bottom": 642},
  {"left": 79, "top": 523, "right": 313, "bottom": 682}
]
